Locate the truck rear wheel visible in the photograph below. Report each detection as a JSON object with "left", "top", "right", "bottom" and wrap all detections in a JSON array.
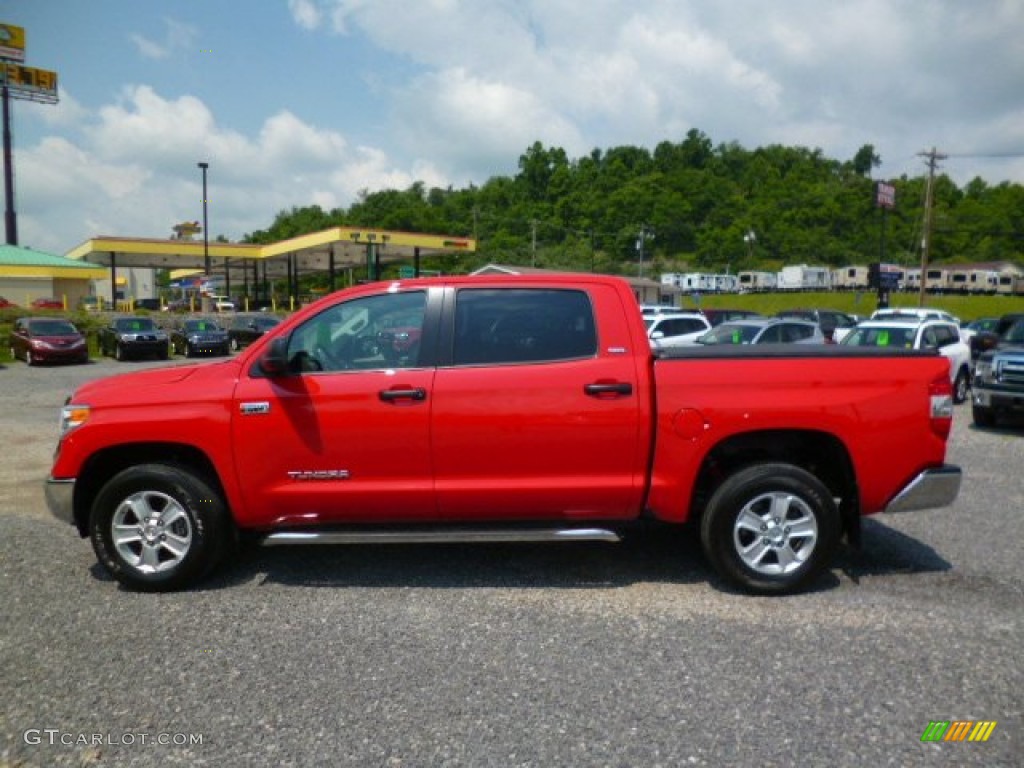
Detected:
[
  {"left": 89, "top": 464, "right": 231, "bottom": 591},
  {"left": 700, "top": 463, "right": 840, "bottom": 595}
]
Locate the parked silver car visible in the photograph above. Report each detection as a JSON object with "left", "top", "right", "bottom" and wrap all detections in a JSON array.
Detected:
[{"left": 697, "top": 318, "right": 824, "bottom": 346}]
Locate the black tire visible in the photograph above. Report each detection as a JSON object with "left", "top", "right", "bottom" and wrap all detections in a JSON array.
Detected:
[
  {"left": 114, "top": 343, "right": 124, "bottom": 361},
  {"left": 972, "top": 405, "right": 996, "bottom": 428},
  {"left": 89, "top": 464, "right": 232, "bottom": 591},
  {"left": 230, "top": 337, "right": 240, "bottom": 352},
  {"left": 700, "top": 463, "right": 840, "bottom": 595},
  {"left": 25, "top": 350, "right": 35, "bottom": 366},
  {"left": 184, "top": 343, "right": 193, "bottom": 358},
  {"left": 953, "top": 368, "right": 969, "bottom": 404}
]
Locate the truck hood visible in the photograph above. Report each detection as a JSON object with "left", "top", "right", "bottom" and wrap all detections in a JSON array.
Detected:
[{"left": 71, "top": 359, "right": 243, "bottom": 406}]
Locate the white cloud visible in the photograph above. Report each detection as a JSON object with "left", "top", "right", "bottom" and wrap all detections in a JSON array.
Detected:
[
  {"left": 130, "top": 17, "right": 198, "bottom": 60},
  {"left": 305, "top": 0, "right": 1024, "bottom": 186},
  {"left": 288, "top": 0, "right": 323, "bottom": 30},
  {"left": 16, "top": 86, "right": 441, "bottom": 253},
  {"left": 14, "top": 0, "right": 1024, "bottom": 254},
  {"left": 22, "top": 88, "right": 89, "bottom": 129}
]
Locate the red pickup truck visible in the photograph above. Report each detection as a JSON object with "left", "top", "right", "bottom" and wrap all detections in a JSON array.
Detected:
[{"left": 46, "top": 275, "right": 961, "bottom": 594}]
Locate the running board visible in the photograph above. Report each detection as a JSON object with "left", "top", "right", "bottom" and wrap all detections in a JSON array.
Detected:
[{"left": 260, "top": 527, "right": 621, "bottom": 547}]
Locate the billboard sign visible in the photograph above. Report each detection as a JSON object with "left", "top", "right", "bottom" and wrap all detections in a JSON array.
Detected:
[
  {"left": 0, "top": 23, "right": 26, "bottom": 63},
  {"left": 876, "top": 181, "right": 896, "bottom": 209},
  {"left": 1, "top": 62, "right": 59, "bottom": 103}
]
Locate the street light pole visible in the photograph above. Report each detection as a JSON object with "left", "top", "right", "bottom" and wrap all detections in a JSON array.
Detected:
[
  {"left": 741, "top": 230, "right": 756, "bottom": 272},
  {"left": 198, "top": 162, "right": 210, "bottom": 276}
]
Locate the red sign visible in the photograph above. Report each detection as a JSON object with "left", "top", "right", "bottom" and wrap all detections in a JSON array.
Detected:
[{"left": 876, "top": 182, "right": 896, "bottom": 209}]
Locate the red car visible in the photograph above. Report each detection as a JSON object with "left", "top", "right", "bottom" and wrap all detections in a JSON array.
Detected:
[
  {"left": 31, "top": 297, "right": 65, "bottom": 310},
  {"left": 0, "top": 295, "right": 17, "bottom": 309},
  {"left": 10, "top": 317, "right": 89, "bottom": 365}
]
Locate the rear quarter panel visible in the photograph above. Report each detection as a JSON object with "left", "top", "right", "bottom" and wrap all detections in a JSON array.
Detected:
[{"left": 647, "top": 347, "right": 951, "bottom": 521}]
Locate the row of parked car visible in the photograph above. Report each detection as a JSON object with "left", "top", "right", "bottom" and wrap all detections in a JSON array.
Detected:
[
  {"left": 7, "top": 313, "right": 282, "bottom": 365},
  {"left": 642, "top": 304, "right": 978, "bottom": 404}
]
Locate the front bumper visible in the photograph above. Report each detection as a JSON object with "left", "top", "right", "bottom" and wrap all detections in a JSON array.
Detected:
[
  {"left": 45, "top": 477, "right": 76, "bottom": 526},
  {"left": 884, "top": 465, "right": 962, "bottom": 514},
  {"left": 972, "top": 385, "right": 1024, "bottom": 412}
]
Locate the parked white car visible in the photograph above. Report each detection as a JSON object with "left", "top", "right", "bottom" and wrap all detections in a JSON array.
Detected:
[
  {"left": 645, "top": 312, "right": 712, "bottom": 349},
  {"left": 842, "top": 318, "right": 972, "bottom": 403}
]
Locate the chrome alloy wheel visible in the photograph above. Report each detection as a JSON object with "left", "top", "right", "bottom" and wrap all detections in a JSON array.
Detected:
[
  {"left": 732, "top": 492, "right": 818, "bottom": 576},
  {"left": 111, "top": 491, "right": 194, "bottom": 574}
]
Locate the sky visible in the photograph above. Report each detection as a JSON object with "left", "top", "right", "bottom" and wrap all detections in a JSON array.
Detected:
[{"left": 4, "top": 0, "right": 1024, "bottom": 255}]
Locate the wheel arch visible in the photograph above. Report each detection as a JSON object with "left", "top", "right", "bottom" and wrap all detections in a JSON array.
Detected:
[
  {"left": 689, "top": 429, "right": 861, "bottom": 547},
  {"left": 71, "top": 443, "right": 228, "bottom": 537}
]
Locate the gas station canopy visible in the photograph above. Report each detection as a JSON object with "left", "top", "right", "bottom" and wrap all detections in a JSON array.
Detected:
[{"left": 65, "top": 226, "right": 477, "bottom": 300}]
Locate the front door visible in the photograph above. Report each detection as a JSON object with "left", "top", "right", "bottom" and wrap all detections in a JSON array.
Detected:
[{"left": 230, "top": 288, "right": 437, "bottom": 528}]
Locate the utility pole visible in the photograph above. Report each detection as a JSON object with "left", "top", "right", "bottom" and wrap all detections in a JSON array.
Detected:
[
  {"left": 636, "top": 225, "right": 654, "bottom": 278},
  {"left": 531, "top": 219, "right": 537, "bottom": 267},
  {"left": 2, "top": 85, "right": 15, "bottom": 244},
  {"left": 918, "top": 147, "right": 947, "bottom": 307}
]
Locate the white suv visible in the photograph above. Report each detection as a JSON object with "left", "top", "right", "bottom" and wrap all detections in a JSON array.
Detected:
[
  {"left": 842, "top": 319, "right": 972, "bottom": 403},
  {"left": 210, "top": 295, "right": 236, "bottom": 312},
  {"left": 645, "top": 312, "right": 712, "bottom": 349}
]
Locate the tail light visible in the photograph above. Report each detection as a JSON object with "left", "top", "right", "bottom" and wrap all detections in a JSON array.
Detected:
[{"left": 929, "top": 373, "right": 953, "bottom": 439}]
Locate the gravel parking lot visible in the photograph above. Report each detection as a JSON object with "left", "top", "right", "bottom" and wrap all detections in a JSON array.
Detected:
[{"left": 1, "top": 357, "right": 1021, "bottom": 767}]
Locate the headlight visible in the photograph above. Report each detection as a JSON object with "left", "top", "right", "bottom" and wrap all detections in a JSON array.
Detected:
[
  {"left": 59, "top": 404, "right": 90, "bottom": 437},
  {"left": 974, "top": 360, "right": 992, "bottom": 383}
]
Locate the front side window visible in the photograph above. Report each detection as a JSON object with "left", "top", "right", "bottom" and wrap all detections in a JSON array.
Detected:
[
  {"left": 452, "top": 289, "right": 596, "bottom": 365},
  {"left": 285, "top": 291, "right": 427, "bottom": 372}
]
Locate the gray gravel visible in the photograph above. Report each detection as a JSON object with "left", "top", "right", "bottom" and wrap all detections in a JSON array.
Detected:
[{"left": 1, "top": 357, "right": 1021, "bottom": 767}]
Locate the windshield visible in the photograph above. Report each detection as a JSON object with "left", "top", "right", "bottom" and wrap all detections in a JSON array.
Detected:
[
  {"left": 842, "top": 326, "right": 915, "bottom": 348},
  {"left": 699, "top": 323, "right": 761, "bottom": 345},
  {"left": 184, "top": 319, "right": 221, "bottom": 332},
  {"left": 114, "top": 318, "right": 157, "bottom": 332},
  {"left": 30, "top": 319, "right": 78, "bottom": 335},
  {"left": 1005, "top": 320, "right": 1024, "bottom": 344}
]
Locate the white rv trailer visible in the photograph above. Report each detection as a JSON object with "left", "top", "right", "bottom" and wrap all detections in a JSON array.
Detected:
[
  {"left": 777, "top": 264, "right": 832, "bottom": 291},
  {"left": 832, "top": 266, "right": 869, "bottom": 291},
  {"left": 737, "top": 271, "right": 777, "bottom": 292}
]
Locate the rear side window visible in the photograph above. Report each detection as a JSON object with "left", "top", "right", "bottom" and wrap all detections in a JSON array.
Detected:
[
  {"left": 658, "top": 318, "right": 706, "bottom": 336},
  {"left": 781, "top": 323, "right": 814, "bottom": 342},
  {"left": 453, "top": 289, "right": 597, "bottom": 365}
]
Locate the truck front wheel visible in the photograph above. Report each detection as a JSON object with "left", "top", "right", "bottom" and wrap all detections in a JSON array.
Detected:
[
  {"left": 89, "top": 464, "right": 231, "bottom": 592},
  {"left": 972, "top": 405, "right": 996, "bottom": 428},
  {"left": 700, "top": 463, "right": 840, "bottom": 595}
]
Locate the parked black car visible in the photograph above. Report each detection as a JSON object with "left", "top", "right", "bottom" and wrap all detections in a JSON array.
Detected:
[
  {"left": 98, "top": 316, "right": 170, "bottom": 361},
  {"left": 972, "top": 318, "right": 1024, "bottom": 427},
  {"left": 227, "top": 313, "right": 281, "bottom": 351},
  {"left": 170, "top": 317, "right": 230, "bottom": 357},
  {"left": 970, "top": 313, "right": 1024, "bottom": 360}
]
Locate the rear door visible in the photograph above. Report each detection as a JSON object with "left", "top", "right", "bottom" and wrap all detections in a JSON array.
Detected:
[{"left": 430, "top": 283, "right": 649, "bottom": 521}]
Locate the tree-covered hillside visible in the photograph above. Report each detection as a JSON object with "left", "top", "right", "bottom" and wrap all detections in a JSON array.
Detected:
[{"left": 244, "top": 129, "right": 1024, "bottom": 277}]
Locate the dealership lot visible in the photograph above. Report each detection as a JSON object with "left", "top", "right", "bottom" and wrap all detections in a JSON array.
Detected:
[{"left": 1, "top": 358, "right": 1020, "bottom": 767}]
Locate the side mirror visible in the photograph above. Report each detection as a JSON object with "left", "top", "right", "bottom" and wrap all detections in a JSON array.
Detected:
[
  {"left": 257, "top": 337, "right": 290, "bottom": 377},
  {"left": 650, "top": 331, "right": 665, "bottom": 340}
]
